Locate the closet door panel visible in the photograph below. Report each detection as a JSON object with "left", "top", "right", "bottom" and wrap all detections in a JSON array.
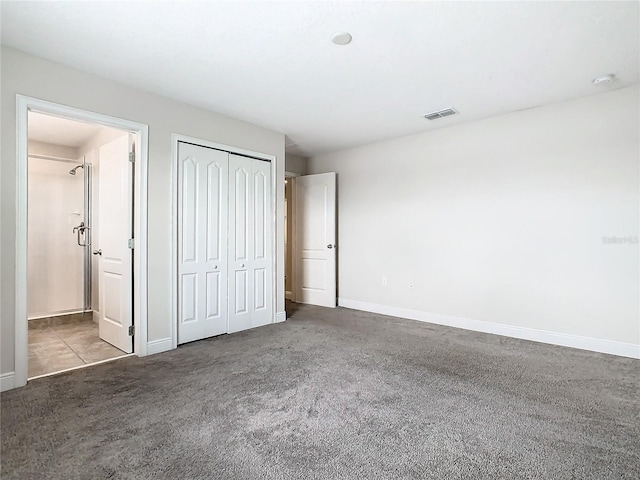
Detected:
[
  {"left": 254, "top": 171, "right": 267, "bottom": 260},
  {"left": 206, "top": 163, "right": 224, "bottom": 263},
  {"left": 235, "top": 270, "right": 248, "bottom": 314},
  {"left": 178, "top": 143, "right": 228, "bottom": 344},
  {"left": 181, "top": 158, "right": 198, "bottom": 263},
  {"left": 254, "top": 268, "right": 266, "bottom": 310},
  {"left": 205, "top": 271, "right": 220, "bottom": 317},
  {"left": 228, "top": 155, "right": 273, "bottom": 332},
  {"left": 233, "top": 166, "right": 249, "bottom": 261},
  {"left": 251, "top": 160, "right": 273, "bottom": 327},
  {"left": 228, "top": 155, "right": 252, "bottom": 332},
  {"left": 181, "top": 273, "right": 197, "bottom": 323}
]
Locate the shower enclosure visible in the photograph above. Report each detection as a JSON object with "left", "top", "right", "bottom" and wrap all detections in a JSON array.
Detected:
[
  {"left": 70, "top": 161, "right": 93, "bottom": 311},
  {"left": 27, "top": 154, "right": 93, "bottom": 319}
]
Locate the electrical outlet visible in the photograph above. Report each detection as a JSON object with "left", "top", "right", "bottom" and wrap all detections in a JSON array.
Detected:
[
  {"left": 382, "top": 276, "right": 388, "bottom": 287},
  {"left": 409, "top": 281, "right": 414, "bottom": 289}
]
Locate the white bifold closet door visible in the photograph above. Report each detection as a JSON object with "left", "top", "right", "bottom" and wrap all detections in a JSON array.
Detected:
[
  {"left": 228, "top": 154, "right": 273, "bottom": 333},
  {"left": 177, "top": 143, "right": 272, "bottom": 344},
  {"left": 177, "top": 143, "right": 229, "bottom": 344}
]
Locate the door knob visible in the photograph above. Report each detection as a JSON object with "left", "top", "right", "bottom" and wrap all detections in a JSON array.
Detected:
[
  {"left": 327, "top": 244, "right": 336, "bottom": 249},
  {"left": 92, "top": 249, "right": 102, "bottom": 256},
  {"left": 240, "top": 264, "right": 245, "bottom": 268}
]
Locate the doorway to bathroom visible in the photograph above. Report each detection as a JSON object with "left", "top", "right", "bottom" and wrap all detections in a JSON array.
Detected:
[
  {"left": 14, "top": 95, "right": 149, "bottom": 389},
  {"left": 26, "top": 111, "right": 134, "bottom": 378}
]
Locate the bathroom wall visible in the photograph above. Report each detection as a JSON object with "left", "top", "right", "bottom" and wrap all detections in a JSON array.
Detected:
[
  {"left": 27, "top": 127, "right": 132, "bottom": 322},
  {"left": 29, "top": 140, "right": 78, "bottom": 160},
  {"left": 27, "top": 142, "right": 85, "bottom": 318}
]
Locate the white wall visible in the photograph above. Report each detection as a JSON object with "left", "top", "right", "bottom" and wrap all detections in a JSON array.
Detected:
[
  {"left": 1, "top": 47, "right": 285, "bottom": 377},
  {"left": 28, "top": 140, "right": 78, "bottom": 160},
  {"left": 285, "top": 153, "right": 307, "bottom": 175},
  {"left": 309, "top": 85, "right": 639, "bottom": 353},
  {"left": 27, "top": 151, "right": 85, "bottom": 318}
]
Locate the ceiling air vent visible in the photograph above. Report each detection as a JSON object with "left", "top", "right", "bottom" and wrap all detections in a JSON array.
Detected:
[
  {"left": 423, "top": 108, "right": 458, "bottom": 120},
  {"left": 438, "top": 108, "right": 457, "bottom": 117}
]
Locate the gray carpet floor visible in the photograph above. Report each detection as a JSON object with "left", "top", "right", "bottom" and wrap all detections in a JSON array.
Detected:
[{"left": 1, "top": 303, "right": 638, "bottom": 479}]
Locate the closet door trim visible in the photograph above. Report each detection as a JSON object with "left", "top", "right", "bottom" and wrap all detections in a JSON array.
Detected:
[{"left": 170, "top": 134, "right": 277, "bottom": 350}]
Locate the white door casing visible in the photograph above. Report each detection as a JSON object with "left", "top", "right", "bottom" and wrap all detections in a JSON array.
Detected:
[
  {"left": 13, "top": 95, "right": 148, "bottom": 391},
  {"left": 228, "top": 154, "right": 273, "bottom": 333},
  {"left": 98, "top": 133, "right": 133, "bottom": 353},
  {"left": 177, "top": 142, "right": 229, "bottom": 343},
  {"left": 294, "top": 172, "right": 337, "bottom": 307}
]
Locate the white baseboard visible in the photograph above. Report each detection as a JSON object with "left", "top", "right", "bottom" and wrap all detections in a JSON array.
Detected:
[
  {"left": 275, "top": 311, "right": 286, "bottom": 323},
  {"left": 1, "top": 372, "right": 16, "bottom": 392},
  {"left": 338, "top": 298, "right": 640, "bottom": 359},
  {"left": 146, "top": 337, "right": 173, "bottom": 355},
  {"left": 28, "top": 309, "right": 85, "bottom": 321}
]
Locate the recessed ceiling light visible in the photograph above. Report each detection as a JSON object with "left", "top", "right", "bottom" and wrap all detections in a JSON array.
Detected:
[
  {"left": 331, "top": 32, "right": 352, "bottom": 46},
  {"left": 592, "top": 74, "right": 615, "bottom": 86}
]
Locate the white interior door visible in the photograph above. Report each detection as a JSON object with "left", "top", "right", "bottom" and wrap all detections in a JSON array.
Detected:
[
  {"left": 228, "top": 154, "right": 273, "bottom": 333},
  {"left": 98, "top": 133, "right": 133, "bottom": 353},
  {"left": 177, "top": 143, "right": 229, "bottom": 344},
  {"left": 294, "top": 172, "right": 337, "bottom": 307}
]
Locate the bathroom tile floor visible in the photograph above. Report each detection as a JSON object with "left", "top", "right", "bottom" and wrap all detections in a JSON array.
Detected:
[{"left": 29, "top": 319, "right": 126, "bottom": 378}]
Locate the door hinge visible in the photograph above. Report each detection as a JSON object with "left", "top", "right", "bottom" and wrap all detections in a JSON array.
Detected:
[
  {"left": 128, "top": 325, "right": 135, "bottom": 336},
  {"left": 129, "top": 151, "right": 135, "bottom": 163},
  {"left": 128, "top": 238, "right": 135, "bottom": 249}
]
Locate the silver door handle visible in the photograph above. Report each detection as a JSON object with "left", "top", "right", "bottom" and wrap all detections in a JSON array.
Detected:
[
  {"left": 73, "top": 222, "right": 91, "bottom": 247},
  {"left": 327, "top": 244, "right": 336, "bottom": 249},
  {"left": 92, "top": 249, "right": 102, "bottom": 256},
  {"left": 240, "top": 264, "right": 245, "bottom": 268}
]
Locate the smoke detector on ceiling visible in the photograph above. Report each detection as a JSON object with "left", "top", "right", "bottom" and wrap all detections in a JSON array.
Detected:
[
  {"left": 331, "top": 32, "right": 352, "bottom": 45},
  {"left": 423, "top": 108, "right": 457, "bottom": 120},
  {"left": 592, "top": 74, "right": 615, "bottom": 86}
]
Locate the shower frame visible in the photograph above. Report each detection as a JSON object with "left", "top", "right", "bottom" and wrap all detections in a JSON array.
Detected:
[
  {"left": 81, "top": 159, "right": 92, "bottom": 312},
  {"left": 27, "top": 154, "right": 93, "bottom": 314}
]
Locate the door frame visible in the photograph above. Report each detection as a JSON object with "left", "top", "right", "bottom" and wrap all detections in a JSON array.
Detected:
[
  {"left": 284, "top": 172, "right": 299, "bottom": 302},
  {"left": 15, "top": 95, "right": 149, "bottom": 388},
  {"left": 170, "top": 134, "right": 277, "bottom": 349}
]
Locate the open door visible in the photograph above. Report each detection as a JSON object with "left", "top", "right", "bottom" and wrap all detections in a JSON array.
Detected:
[
  {"left": 97, "top": 133, "right": 133, "bottom": 353},
  {"left": 294, "top": 172, "right": 337, "bottom": 307}
]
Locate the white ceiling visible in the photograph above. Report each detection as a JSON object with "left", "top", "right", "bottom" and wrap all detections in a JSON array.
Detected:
[
  {"left": 28, "top": 111, "right": 105, "bottom": 147},
  {"left": 2, "top": 1, "right": 638, "bottom": 157}
]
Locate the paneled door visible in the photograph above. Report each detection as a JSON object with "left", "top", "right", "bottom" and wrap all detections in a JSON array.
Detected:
[
  {"left": 294, "top": 172, "right": 337, "bottom": 307},
  {"left": 98, "top": 133, "right": 133, "bottom": 352},
  {"left": 228, "top": 154, "right": 273, "bottom": 333},
  {"left": 177, "top": 142, "right": 229, "bottom": 343}
]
